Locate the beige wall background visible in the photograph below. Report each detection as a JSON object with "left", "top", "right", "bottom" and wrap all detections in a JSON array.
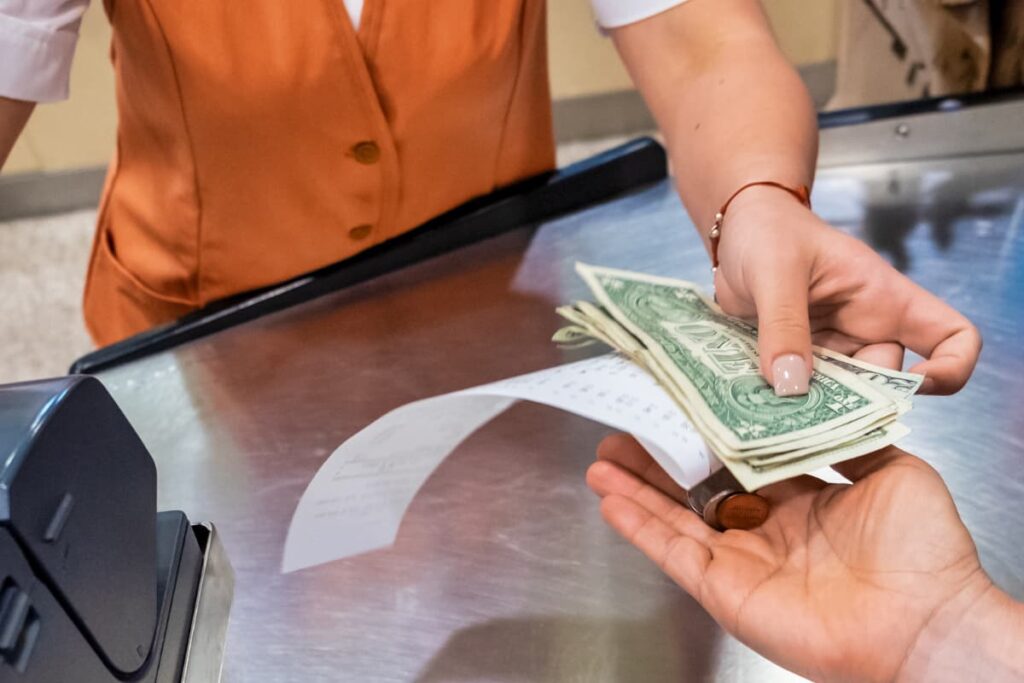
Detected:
[
  {"left": 549, "top": 0, "right": 839, "bottom": 97},
  {"left": 4, "top": 4, "right": 115, "bottom": 175},
  {"left": 3, "top": 0, "right": 838, "bottom": 177}
]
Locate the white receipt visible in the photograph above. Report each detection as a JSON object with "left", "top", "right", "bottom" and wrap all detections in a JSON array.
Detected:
[{"left": 282, "top": 354, "right": 718, "bottom": 573}]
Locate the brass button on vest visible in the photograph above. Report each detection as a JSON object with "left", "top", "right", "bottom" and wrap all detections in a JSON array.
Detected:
[
  {"left": 348, "top": 224, "right": 373, "bottom": 240},
  {"left": 352, "top": 141, "right": 380, "bottom": 165}
]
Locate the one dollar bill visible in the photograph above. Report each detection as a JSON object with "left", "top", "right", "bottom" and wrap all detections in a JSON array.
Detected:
[{"left": 556, "top": 263, "right": 922, "bottom": 490}]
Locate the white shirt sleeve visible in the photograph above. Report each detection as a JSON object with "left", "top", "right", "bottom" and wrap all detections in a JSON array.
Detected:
[
  {"left": 0, "top": 0, "right": 90, "bottom": 102},
  {"left": 589, "top": 0, "right": 689, "bottom": 29}
]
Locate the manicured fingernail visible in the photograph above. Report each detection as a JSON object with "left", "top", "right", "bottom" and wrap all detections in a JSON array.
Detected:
[
  {"left": 920, "top": 376, "right": 935, "bottom": 394},
  {"left": 772, "top": 354, "right": 809, "bottom": 396}
]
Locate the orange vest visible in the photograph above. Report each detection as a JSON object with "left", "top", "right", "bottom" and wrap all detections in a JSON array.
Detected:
[{"left": 85, "top": 1, "right": 555, "bottom": 346}]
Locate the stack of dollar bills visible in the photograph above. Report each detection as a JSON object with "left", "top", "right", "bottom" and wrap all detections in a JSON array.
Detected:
[{"left": 554, "top": 263, "right": 923, "bottom": 491}]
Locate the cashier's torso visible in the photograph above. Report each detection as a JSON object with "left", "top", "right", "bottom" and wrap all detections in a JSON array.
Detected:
[{"left": 85, "top": 0, "right": 555, "bottom": 345}]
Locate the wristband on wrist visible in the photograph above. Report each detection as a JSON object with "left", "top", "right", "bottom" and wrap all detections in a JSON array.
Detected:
[{"left": 708, "top": 181, "right": 811, "bottom": 271}]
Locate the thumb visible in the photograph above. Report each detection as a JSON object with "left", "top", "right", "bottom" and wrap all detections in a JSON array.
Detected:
[{"left": 751, "top": 266, "right": 813, "bottom": 396}]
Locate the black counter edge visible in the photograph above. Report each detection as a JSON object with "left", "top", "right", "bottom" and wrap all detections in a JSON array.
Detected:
[
  {"left": 818, "top": 86, "right": 1024, "bottom": 129},
  {"left": 70, "top": 136, "right": 668, "bottom": 374}
]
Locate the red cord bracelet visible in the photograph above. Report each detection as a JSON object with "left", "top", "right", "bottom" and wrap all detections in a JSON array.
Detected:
[{"left": 708, "top": 181, "right": 811, "bottom": 271}]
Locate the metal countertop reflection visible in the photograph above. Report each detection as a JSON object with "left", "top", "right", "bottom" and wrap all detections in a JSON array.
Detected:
[{"left": 98, "top": 106, "right": 1024, "bottom": 682}]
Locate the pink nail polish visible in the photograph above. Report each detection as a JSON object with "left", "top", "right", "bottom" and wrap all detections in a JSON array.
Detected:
[{"left": 772, "top": 354, "right": 809, "bottom": 396}]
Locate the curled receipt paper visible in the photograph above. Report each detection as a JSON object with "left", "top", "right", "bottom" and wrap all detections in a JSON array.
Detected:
[{"left": 282, "top": 354, "right": 724, "bottom": 573}]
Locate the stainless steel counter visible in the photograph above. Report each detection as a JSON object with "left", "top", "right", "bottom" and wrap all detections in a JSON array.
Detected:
[{"left": 98, "top": 102, "right": 1024, "bottom": 682}]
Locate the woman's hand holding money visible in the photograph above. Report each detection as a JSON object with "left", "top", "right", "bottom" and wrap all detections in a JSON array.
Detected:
[
  {"left": 714, "top": 187, "right": 981, "bottom": 398},
  {"left": 608, "top": 0, "right": 980, "bottom": 398}
]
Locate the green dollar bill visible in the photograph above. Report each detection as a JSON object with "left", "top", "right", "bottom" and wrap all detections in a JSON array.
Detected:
[
  {"left": 728, "top": 423, "right": 910, "bottom": 490},
  {"left": 813, "top": 351, "right": 924, "bottom": 399},
  {"left": 575, "top": 263, "right": 898, "bottom": 455}
]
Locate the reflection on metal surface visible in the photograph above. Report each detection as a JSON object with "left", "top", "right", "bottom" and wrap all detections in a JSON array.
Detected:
[
  {"left": 817, "top": 154, "right": 1024, "bottom": 274},
  {"left": 98, "top": 116, "right": 1024, "bottom": 680},
  {"left": 181, "top": 524, "right": 234, "bottom": 683}
]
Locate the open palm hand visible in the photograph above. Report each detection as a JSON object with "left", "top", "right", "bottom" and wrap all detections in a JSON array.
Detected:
[{"left": 588, "top": 434, "right": 991, "bottom": 683}]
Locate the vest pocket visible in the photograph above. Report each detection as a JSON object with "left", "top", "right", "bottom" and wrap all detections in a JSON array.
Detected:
[{"left": 82, "top": 223, "right": 197, "bottom": 346}]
